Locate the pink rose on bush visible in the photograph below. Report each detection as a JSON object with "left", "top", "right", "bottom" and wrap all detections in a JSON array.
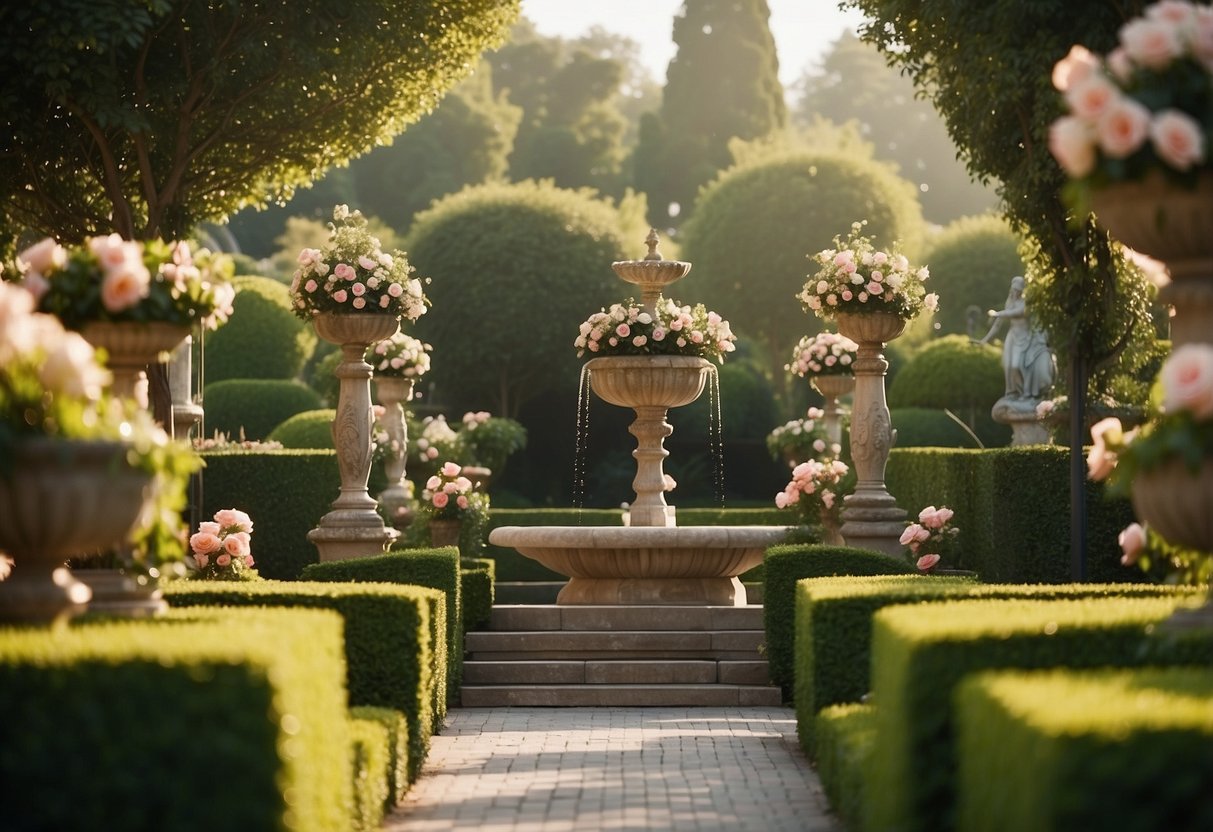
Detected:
[
  {"left": 1118, "top": 522, "right": 1147, "bottom": 566},
  {"left": 432, "top": 491, "right": 450, "bottom": 509},
  {"left": 213, "top": 508, "right": 253, "bottom": 534},
  {"left": 916, "top": 553, "right": 941, "bottom": 571},
  {"left": 189, "top": 508, "right": 256, "bottom": 581},
  {"left": 189, "top": 531, "right": 222, "bottom": 555},
  {"left": 1159, "top": 344, "right": 1213, "bottom": 420},
  {"left": 216, "top": 553, "right": 231, "bottom": 567}
]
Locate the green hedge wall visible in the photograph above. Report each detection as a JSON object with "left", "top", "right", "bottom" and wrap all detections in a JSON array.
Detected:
[
  {"left": 865, "top": 596, "right": 1213, "bottom": 832},
  {"left": 792, "top": 576, "right": 1196, "bottom": 757},
  {"left": 461, "top": 557, "right": 495, "bottom": 631},
  {"left": 956, "top": 667, "right": 1213, "bottom": 832},
  {"left": 814, "top": 702, "right": 877, "bottom": 832},
  {"left": 886, "top": 446, "right": 1140, "bottom": 582},
  {"left": 0, "top": 607, "right": 352, "bottom": 832},
  {"left": 763, "top": 545, "right": 915, "bottom": 700},
  {"left": 164, "top": 580, "right": 440, "bottom": 785},
  {"left": 302, "top": 548, "right": 462, "bottom": 712},
  {"left": 350, "top": 706, "right": 409, "bottom": 810},
  {"left": 349, "top": 716, "right": 390, "bottom": 832},
  {"left": 202, "top": 378, "right": 324, "bottom": 441}
]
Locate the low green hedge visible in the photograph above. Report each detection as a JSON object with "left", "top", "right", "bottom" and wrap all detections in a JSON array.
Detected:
[
  {"left": 267, "top": 408, "right": 337, "bottom": 448},
  {"left": 865, "top": 595, "right": 1213, "bottom": 832},
  {"left": 763, "top": 545, "right": 915, "bottom": 700},
  {"left": 0, "top": 606, "right": 352, "bottom": 831},
  {"left": 164, "top": 580, "right": 440, "bottom": 785},
  {"left": 301, "top": 547, "right": 461, "bottom": 714},
  {"left": 461, "top": 557, "right": 495, "bottom": 631},
  {"left": 349, "top": 716, "right": 390, "bottom": 832},
  {"left": 815, "top": 703, "right": 877, "bottom": 831},
  {"left": 792, "top": 576, "right": 1194, "bottom": 756},
  {"left": 203, "top": 378, "right": 324, "bottom": 441},
  {"left": 956, "top": 667, "right": 1213, "bottom": 832},
  {"left": 350, "top": 706, "right": 410, "bottom": 810}
]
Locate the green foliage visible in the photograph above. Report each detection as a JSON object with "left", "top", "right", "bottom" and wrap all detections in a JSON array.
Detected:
[
  {"left": 0, "top": 607, "right": 352, "bottom": 831},
  {"left": 349, "top": 706, "right": 409, "bottom": 810},
  {"left": 956, "top": 667, "right": 1213, "bottom": 832},
  {"left": 762, "top": 544, "right": 914, "bottom": 698},
  {"left": 0, "top": 0, "right": 521, "bottom": 242},
  {"left": 679, "top": 145, "right": 925, "bottom": 409},
  {"left": 460, "top": 414, "right": 528, "bottom": 475},
  {"left": 460, "top": 557, "right": 496, "bottom": 631},
  {"left": 922, "top": 214, "right": 1028, "bottom": 337},
  {"left": 814, "top": 703, "right": 877, "bottom": 831},
  {"left": 266, "top": 409, "right": 336, "bottom": 449},
  {"left": 865, "top": 595, "right": 1213, "bottom": 832},
  {"left": 672, "top": 357, "right": 780, "bottom": 442},
  {"left": 165, "top": 580, "right": 443, "bottom": 786},
  {"left": 302, "top": 548, "right": 463, "bottom": 711},
  {"left": 631, "top": 0, "right": 786, "bottom": 227},
  {"left": 405, "top": 179, "right": 644, "bottom": 417},
  {"left": 348, "top": 717, "right": 390, "bottom": 832},
  {"left": 891, "top": 408, "right": 1008, "bottom": 449},
  {"left": 888, "top": 335, "right": 1009, "bottom": 442},
  {"left": 203, "top": 379, "right": 323, "bottom": 441},
  {"left": 203, "top": 276, "right": 315, "bottom": 383}
]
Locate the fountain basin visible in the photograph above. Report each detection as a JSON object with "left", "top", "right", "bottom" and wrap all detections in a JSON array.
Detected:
[{"left": 488, "top": 525, "right": 788, "bottom": 606}]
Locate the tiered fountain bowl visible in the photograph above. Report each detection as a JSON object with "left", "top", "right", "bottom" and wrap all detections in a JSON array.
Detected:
[{"left": 488, "top": 230, "right": 787, "bottom": 606}]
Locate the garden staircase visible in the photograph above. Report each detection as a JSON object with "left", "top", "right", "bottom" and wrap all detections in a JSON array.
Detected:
[{"left": 460, "top": 604, "right": 781, "bottom": 707}]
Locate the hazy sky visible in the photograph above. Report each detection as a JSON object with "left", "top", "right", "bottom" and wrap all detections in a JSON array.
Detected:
[{"left": 518, "top": 0, "right": 867, "bottom": 86}]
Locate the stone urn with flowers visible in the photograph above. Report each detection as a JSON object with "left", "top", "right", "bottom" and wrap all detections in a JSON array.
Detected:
[
  {"left": 292, "top": 204, "right": 428, "bottom": 560},
  {"left": 13, "top": 233, "right": 235, "bottom": 417},
  {"left": 787, "top": 331, "right": 859, "bottom": 447},
  {"left": 1051, "top": 1, "right": 1213, "bottom": 626},
  {"left": 367, "top": 329, "right": 432, "bottom": 528},
  {"left": 0, "top": 282, "right": 200, "bottom": 624},
  {"left": 798, "top": 220, "right": 938, "bottom": 557},
  {"left": 422, "top": 462, "right": 488, "bottom": 553}
]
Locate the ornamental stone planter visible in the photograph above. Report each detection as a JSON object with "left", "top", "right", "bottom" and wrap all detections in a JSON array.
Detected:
[
  {"left": 811, "top": 373, "right": 855, "bottom": 447},
  {"left": 80, "top": 321, "right": 190, "bottom": 410},
  {"left": 373, "top": 375, "right": 415, "bottom": 527}
]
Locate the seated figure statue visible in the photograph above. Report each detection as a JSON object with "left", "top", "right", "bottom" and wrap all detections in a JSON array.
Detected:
[{"left": 977, "top": 276, "right": 1056, "bottom": 444}]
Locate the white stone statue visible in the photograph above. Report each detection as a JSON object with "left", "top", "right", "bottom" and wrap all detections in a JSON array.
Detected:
[{"left": 978, "top": 275, "right": 1056, "bottom": 445}]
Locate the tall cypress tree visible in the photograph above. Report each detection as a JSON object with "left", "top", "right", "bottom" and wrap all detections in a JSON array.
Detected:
[{"left": 632, "top": 0, "right": 785, "bottom": 229}]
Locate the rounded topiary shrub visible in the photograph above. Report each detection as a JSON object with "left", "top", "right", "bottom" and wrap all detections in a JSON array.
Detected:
[
  {"left": 891, "top": 408, "right": 985, "bottom": 448},
  {"left": 922, "top": 214, "right": 1028, "bottom": 338},
  {"left": 888, "top": 335, "right": 1007, "bottom": 440},
  {"left": 202, "top": 379, "right": 325, "bottom": 441},
  {"left": 203, "top": 275, "right": 316, "bottom": 383},
  {"left": 680, "top": 146, "right": 925, "bottom": 404},
  {"left": 267, "top": 409, "right": 337, "bottom": 449}
]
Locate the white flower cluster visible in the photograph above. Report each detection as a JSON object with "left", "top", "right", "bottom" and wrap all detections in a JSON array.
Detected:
[
  {"left": 366, "top": 330, "right": 432, "bottom": 378},
  {"left": 574, "top": 296, "right": 737, "bottom": 363},
  {"left": 787, "top": 331, "right": 859, "bottom": 377}
]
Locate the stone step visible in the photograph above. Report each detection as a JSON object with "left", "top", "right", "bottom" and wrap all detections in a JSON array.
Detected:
[
  {"left": 460, "top": 683, "right": 783, "bottom": 708},
  {"left": 493, "top": 583, "right": 766, "bottom": 606},
  {"left": 464, "top": 659, "right": 773, "bottom": 686},
  {"left": 485, "top": 604, "right": 764, "bottom": 632},
  {"left": 464, "top": 629, "right": 765, "bottom": 661}
]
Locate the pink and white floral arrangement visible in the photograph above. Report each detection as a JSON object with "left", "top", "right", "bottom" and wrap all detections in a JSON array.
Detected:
[
  {"left": 799, "top": 221, "right": 937, "bottom": 323},
  {"left": 574, "top": 296, "right": 737, "bottom": 363},
  {"left": 366, "top": 329, "right": 432, "bottom": 378},
  {"left": 787, "top": 331, "right": 859, "bottom": 377},
  {"left": 422, "top": 461, "right": 488, "bottom": 521},
  {"left": 291, "top": 204, "right": 427, "bottom": 322},
  {"left": 1049, "top": 0, "right": 1213, "bottom": 189},
  {"left": 773, "top": 456, "right": 851, "bottom": 531},
  {"left": 900, "top": 505, "right": 961, "bottom": 572},
  {"left": 188, "top": 508, "right": 258, "bottom": 581},
  {"left": 766, "top": 408, "right": 840, "bottom": 466}
]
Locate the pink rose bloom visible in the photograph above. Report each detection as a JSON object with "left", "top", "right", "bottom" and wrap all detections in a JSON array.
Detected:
[
  {"left": 334, "top": 263, "right": 356, "bottom": 281},
  {"left": 443, "top": 481, "right": 459, "bottom": 494},
  {"left": 916, "top": 553, "right": 942, "bottom": 571},
  {"left": 20, "top": 271, "right": 50, "bottom": 303},
  {"left": 297, "top": 248, "right": 321, "bottom": 265},
  {"left": 1148, "top": 0, "right": 1197, "bottom": 26},
  {"left": 1052, "top": 44, "right": 1100, "bottom": 92},
  {"left": 18, "top": 237, "right": 66, "bottom": 274},
  {"left": 199, "top": 521, "right": 221, "bottom": 536},
  {"left": 1119, "top": 16, "right": 1182, "bottom": 70},
  {"left": 194, "top": 553, "right": 209, "bottom": 569},
  {"left": 1118, "top": 522, "right": 1147, "bottom": 566},
  {"left": 1097, "top": 98, "right": 1151, "bottom": 158},
  {"left": 190, "top": 531, "right": 223, "bottom": 555},
  {"left": 100, "top": 263, "right": 152, "bottom": 312},
  {"left": 1159, "top": 343, "right": 1213, "bottom": 419},
  {"left": 223, "top": 534, "right": 250, "bottom": 558},
  {"left": 1064, "top": 73, "right": 1119, "bottom": 122},
  {"left": 426, "top": 475, "right": 442, "bottom": 490},
  {"left": 652, "top": 328, "right": 667, "bottom": 341},
  {"left": 821, "top": 490, "right": 835, "bottom": 509},
  {"left": 39, "top": 332, "right": 109, "bottom": 400},
  {"left": 841, "top": 290, "right": 853, "bottom": 301},
  {"left": 304, "top": 279, "right": 318, "bottom": 293},
  {"left": 866, "top": 281, "right": 883, "bottom": 295},
  {"left": 379, "top": 295, "right": 391, "bottom": 308},
  {"left": 899, "top": 523, "right": 924, "bottom": 546},
  {"left": 332, "top": 289, "right": 349, "bottom": 303},
  {"left": 1150, "top": 109, "right": 1206, "bottom": 171},
  {"left": 616, "top": 323, "right": 630, "bottom": 337},
  {"left": 690, "top": 331, "right": 704, "bottom": 344},
  {"left": 243, "top": 554, "right": 255, "bottom": 568},
  {"left": 826, "top": 294, "right": 838, "bottom": 306},
  {"left": 352, "top": 296, "right": 366, "bottom": 309},
  {"left": 214, "top": 508, "right": 253, "bottom": 534},
  {"left": 456, "top": 495, "right": 469, "bottom": 510},
  {"left": 1049, "top": 116, "right": 1098, "bottom": 177},
  {"left": 216, "top": 553, "right": 232, "bottom": 567},
  {"left": 358, "top": 255, "right": 378, "bottom": 271},
  {"left": 387, "top": 282, "right": 404, "bottom": 298},
  {"left": 1193, "top": 7, "right": 1213, "bottom": 66},
  {"left": 632, "top": 335, "right": 647, "bottom": 347},
  {"left": 775, "top": 491, "right": 790, "bottom": 509},
  {"left": 442, "top": 461, "right": 461, "bottom": 477},
  {"left": 1086, "top": 418, "right": 1123, "bottom": 481},
  {"left": 432, "top": 491, "right": 450, "bottom": 509},
  {"left": 351, "top": 282, "right": 366, "bottom": 296}
]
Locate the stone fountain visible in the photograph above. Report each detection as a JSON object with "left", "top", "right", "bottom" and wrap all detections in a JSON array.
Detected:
[{"left": 488, "top": 231, "right": 787, "bottom": 606}]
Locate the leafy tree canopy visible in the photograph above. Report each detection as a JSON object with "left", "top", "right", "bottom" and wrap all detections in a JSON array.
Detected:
[
  {"left": 0, "top": 0, "right": 519, "bottom": 249},
  {"left": 922, "top": 214, "right": 1028, "bottom": 338}
]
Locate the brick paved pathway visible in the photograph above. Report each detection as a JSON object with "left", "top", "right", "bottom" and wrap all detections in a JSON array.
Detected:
[{"left": 384, "top": 707, "right": 842, "bottom": 831}]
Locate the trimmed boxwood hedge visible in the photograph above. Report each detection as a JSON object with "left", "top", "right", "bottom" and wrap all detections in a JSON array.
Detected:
[
  {"left": 792, "top": 575, "right": 1196, "bottom": 756},
  {"left": 763, "top": 544, "right": 915, "bottom": 700},
  {"left": 461, "top": 557, "right": 495, "bottom": 631},
  {"left": 350, "top": 706, "right": 410, "bottom": 810},
  {"left": 302, "top": 547, "right": 462, "bottom": 712},
  {"left": 865, "top": 596, "right": 1213, "bottom": 832},
  {"left": 956, "top": 667, "right": 1213, "bottom": 832},
  {"left": 267, "top": 408, "right": 337, "bottom": 448},
  {"left": 814, "top": 703, "right": 876, "bottom": 832},
  {"left": 349, "top": 716, "right": 390, "bottom": 832},
  {"left": 164, "top": 580, "right": 441, "bottom": 785},
  {"left": 202, "top": 378, "right": 324, "bottom": 441},
  {"left": 0, "top": 606, "right": 352, "bottom": 832}
]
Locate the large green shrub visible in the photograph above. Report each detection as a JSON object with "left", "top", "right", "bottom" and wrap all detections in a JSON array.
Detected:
[
  {"left": 267, "top": 408, "right": 336, "bottom": 449},
  {"left": 405, "top": 179, "right": 646, "bottom": 417},
  {"left": 888, "top": 335, "right": 1009, "bottom": 444},
  {"left": 349, "top": 706, "right": 410, "bottom": 810},
  {"left": 762, "top": 544, "right": 914, "bottom": 699},
  {"left": 460, "top": 557, "right": 495, "bottom": 631},
  {"left": 0, "top": 607, "right": 352, "bottom": 832},
  {"left": 921, "top": 214, "right": 1028, "bottom": 337},
  {"left": 679, "top": 145, "right": 925, "bottom": 406},
  {"left": 814, "top": 702, "right": 877, "bottom": 832},
  {"left": 890, "top": 408, "right": 1000, "bottom": 449},
  {"left": 202, "top": 276, "right": 315, "bottom": 383},
  {"left": 348, "top": 716, "right": 390, "bottom": 832},
  {"left": 202, "top": 378, "right": 323, "bottom": 441}
]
